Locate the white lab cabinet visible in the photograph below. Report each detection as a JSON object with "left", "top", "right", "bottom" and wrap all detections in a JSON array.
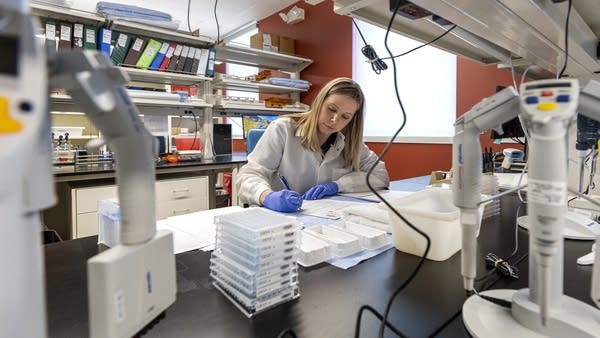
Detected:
[{"left": 71, "top": 176, "right": 209, "bottom": 238}]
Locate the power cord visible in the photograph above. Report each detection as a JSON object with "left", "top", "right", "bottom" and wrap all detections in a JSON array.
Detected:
[
  {"left": 185, "top": 110, "right": 199, "bottom": 151},
  {"left": 381, "top": 25, "right": 457, "bottom": 60},
  {"left": 557, "top": 0, "right": 572, "bottom": 78},
  {"left": 352, "top": 19, "right": 387, "bottom": 74}
]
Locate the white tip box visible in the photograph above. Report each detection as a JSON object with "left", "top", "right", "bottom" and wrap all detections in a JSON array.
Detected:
[{"left": 383, "top": 188, "right": 484, "bottom": 261}]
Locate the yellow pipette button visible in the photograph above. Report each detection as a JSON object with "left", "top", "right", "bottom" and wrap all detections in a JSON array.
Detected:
[
  {"left": 0, "top": 97, "right": 22, "bottom": 133},
  {"left": 537, "top": 102, "right": 557, "bottom": 111}
]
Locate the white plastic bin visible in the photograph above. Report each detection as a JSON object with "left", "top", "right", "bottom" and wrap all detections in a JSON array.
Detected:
[
  {"left": 298, "top": 231, "right": 332, "bottom": 267},
  {"left": 384, "top": 188, "right": 483, "bottom": 261},
  {"left": 98, "top": 198, "right": 120, "bottom": 247},
  {"left": 303, "top": 225, "right": 361, "bottom": 257}
]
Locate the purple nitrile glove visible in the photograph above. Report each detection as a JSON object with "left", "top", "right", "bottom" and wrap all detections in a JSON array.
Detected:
[
  {"left": 303, "top": 182, "right": 339, "bottom": 200},
  {"left": 263, "top": 189, "right": 303, "bottom": 213}
]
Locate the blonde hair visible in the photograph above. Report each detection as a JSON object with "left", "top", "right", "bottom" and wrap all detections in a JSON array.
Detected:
[{"left": 286, "top": 77, "right": 365, "bottom": 171}]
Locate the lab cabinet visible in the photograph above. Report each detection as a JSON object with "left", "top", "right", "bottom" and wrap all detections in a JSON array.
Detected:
[{"left": 71, "top": 176, "right": 209, "bottom": 238}]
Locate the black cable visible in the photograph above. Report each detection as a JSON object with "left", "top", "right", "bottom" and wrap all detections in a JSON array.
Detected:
[
  {"left": 277, "top": 328, "right": 297, "bottom": 338},
  {"left": 428, "top": 308, "right": 462, "bottom": 338},
  {"left": 352, "top": 19, "right": 387, "bottom": 74},
  {"left": 352, "top": 1, "right": 431, "bottom": 337},
  {"left": 381, "top": 25, "right": 457, "bottom": 60},
  {"left": 557, "top": 0, "right": 572, "bottom": 78},
  {"left": 214, "top": 0, "right": 220, "bottom": 44},
  {"left": 354, "top": 305, "right": 408, "bottom": 338},
  {"left": 186, "top": 110, "right": 199, "bottom": 151},
  {"left": 187, "top": 0, "right": 192, "bottom": 33}
]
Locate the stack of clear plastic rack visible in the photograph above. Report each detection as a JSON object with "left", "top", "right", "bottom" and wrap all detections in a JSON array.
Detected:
[{"left": 210, "top": 208, "right": 300, "bottom": 317}]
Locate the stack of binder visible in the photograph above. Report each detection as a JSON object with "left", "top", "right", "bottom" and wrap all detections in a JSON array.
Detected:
[{"left": 210, "top": 208, "right": 300, "bottom": 317}]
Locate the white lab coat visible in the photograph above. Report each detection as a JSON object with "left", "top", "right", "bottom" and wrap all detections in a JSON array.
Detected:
[{"left": 236, "top": 118, "right": 390, "bottom": 205}]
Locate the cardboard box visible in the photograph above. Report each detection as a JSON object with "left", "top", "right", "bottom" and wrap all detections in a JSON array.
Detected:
[
  {"left": 278, "top": 36, "right": 295, "bottom": 55},
  {"left": 251, "top": 32, "right": 279, "bottom": 52}
]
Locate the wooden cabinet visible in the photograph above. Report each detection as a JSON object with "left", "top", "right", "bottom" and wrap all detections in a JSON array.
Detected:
[{"left": 70, "top": 176, "right": 208, "bottom": 238}]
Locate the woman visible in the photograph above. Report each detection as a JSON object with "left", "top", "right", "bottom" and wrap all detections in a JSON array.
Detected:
[{"left": 236, "top": 77, "right": 390, "bottom": 212}]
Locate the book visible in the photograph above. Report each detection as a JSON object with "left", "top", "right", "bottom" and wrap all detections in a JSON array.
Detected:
[
  {"left": 122, "top": 36, "right": 146, "bottom": 67},
  {"left": 135, "top": 38, "right": 162, "bottom": 69},
  {"left": 149, "top": 41, "right": 170, "bottom": 70},
  {"left": 158, "top": 43, "right": 176, "bottom": 71},
  {"left": 58, "top": 22, "right": 72, "bottom": 49},
  {"left": 166, "top": 44, "right": 183, "bottom": 72},
  {"left": 44, "top": 19, "right": 57, "bottom": 51},
  {"left": 175, "top": 45, "right": 190, "bottom": 72},
  {"left": 110, "top": 32, "right": 132, "bottom": 65},
  {"left": 97, "top": 27, "right": 112, "bottom": 56},
  {"left": 72, "top": 23, "right": 84, "bottom": 49},
  {"left": 83, "top": 25, "right": 97, "bottom": 50}
]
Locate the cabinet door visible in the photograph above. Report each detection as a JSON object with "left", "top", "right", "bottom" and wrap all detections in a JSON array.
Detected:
[
  {"left": 72, "top": 185, "right": 117, "bottom": 238},
  {"left": 76, "top": 213, "right": 100, "bottom": 238},
  {"left": 156, "top": 177, "right": 209, "bottom": 219}
]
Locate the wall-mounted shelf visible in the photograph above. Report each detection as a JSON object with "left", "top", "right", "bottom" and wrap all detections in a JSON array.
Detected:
[
  {"left": 50, "top": 94, "right": 211, "bottom": 114},
  {"left": 30, "top": 2, "right": 104, "bottom": 25},
  {"left": 213, "top": 102, "right": 308, "bottom": 117},
  {"left": 216, "top": 43, "right": 313, "bottom": 73},
  {"left": 107, "top": 19, "right": 213, "bottom": 47},
  {"left": 122, "top": 68, "right": 212, "bottom": 86},
  {"left": 212, "top": 77, "right": 308, "bottom": 94}
]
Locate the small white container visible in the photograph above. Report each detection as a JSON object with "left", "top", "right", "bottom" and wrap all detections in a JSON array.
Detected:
[
  {"left": 333, "top": 221, "right": 390, "bottom": 250},
  {"left": 298, "top": 231, "right": 332, "bottom": 267},
  {"left": 98, "top": 198, "right": 120, "bottom": 247},
  {"left": 384, "top": 188, "right": 483, "bottom": 261},
  {"left": 303, "top": 225, "right": 361, "bottom": 257}
]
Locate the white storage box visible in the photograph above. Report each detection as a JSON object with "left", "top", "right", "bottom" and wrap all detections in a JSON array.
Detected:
[
  {"left": 98, "top": 198, "right": 120, "bottom": 247},
  {"left": 384, "top": 188, "right": 484, "bottom": 261},
  {"left": 51, "top": 126, "right": 85, "bottom": 138}
]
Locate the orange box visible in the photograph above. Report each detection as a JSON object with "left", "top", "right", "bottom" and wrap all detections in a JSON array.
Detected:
[{"left": 174, "top": 135, "right": 202, "bottom": 151}]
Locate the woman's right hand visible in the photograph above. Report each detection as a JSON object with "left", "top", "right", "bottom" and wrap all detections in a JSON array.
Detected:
[{"left": 262, "top": 190, "right": 303, "bottom": 213}]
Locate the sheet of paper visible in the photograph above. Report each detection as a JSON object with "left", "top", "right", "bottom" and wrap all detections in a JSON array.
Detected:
[{"left": 298, "top": 199, "right": 366, "bottom": 219}]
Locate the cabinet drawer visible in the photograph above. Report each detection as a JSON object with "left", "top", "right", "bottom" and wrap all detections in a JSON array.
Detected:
[
  {"left": 156, "top": 177, "right": 208, "bottom": 203},
  {"left": 156, "top": 198, "right": 208, "bottom": 219},
  {"left": 76, "top": 213, "right": 100, "bottom": 238},
  {"left": 75, "top": 185, "right": 117, "bottom": 214}
]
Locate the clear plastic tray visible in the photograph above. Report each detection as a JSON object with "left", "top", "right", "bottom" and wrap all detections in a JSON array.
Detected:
[
  {"left": 298, "top": 231, "right": 333, "bottom": 267},
  {"left": 217, "top": 239, "right": 296, "bottom": 264},
  {"left": 332, "top": 221, "right": 390, "bottom": 250},
  {"left": 303, "top": 225, "right": 361, "bottom": 257},
  {"left": 210, "top": 261, "right": 298, "bottom": 298},
  {"left": 211, "top": 252, "right": 297, "bottom": 281},
  {"left": 214, "top": 208, "right": 299, "bottom": 240},
  {"left": 216, "top": 222, "right": 297, "bottom": 246},
  {"left": 216, "top": 229, "right": 297, "bottom": 258},
  {"left": 212, "top": 278, "right": 299, "bottom": 318},
  {"left": 214, "top": 246, "right": 297, "bottom": 272}
]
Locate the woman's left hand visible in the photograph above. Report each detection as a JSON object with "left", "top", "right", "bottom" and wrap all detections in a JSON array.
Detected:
[{"left": 303, "top": 182, "right": 339, "bottom": 200}]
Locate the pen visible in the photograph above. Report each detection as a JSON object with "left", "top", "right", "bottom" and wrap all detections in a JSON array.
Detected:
[{"left": 278, "top": 173, "right": 291, "bottom": 190}]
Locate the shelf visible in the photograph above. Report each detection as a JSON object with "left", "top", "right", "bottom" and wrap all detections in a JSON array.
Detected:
[
  {"left": 123, "top": 68, "right": 212, "bottom": 86},
  {"left": 108, "top": 19, "right": 214, "bottom": 47},
  {"left": 30, "top": 2, "right": 104, "bottom": 25},
  {"left": 216, "top": 43, "right": 313, "bottom": 73},
  {"left": 212, "top": 77, "right": 308, "bottom": 94},
  {"left": 213, "top": 104, "right": 308, "bottom": 117},
  {"left": 30, "top": 2, "right": 214, "bottom": 48},
  {"left": 50, "top": 94, "right": 211, "bottom": 113}
]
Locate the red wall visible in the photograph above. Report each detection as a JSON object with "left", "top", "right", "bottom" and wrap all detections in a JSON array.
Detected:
[{"left": 233, "top": 1, "right": 524, "bottom": 180}]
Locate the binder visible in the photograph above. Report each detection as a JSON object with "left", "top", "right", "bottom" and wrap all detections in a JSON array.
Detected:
[
  {"left": 110, "top": 32, "right": 132, "bottom": 65},
  {"left": 83, "top": 25, "right": 97, "bottom": 50},
  {"left": 122, "top": 36, "right": 147, "bottom": 67},
  {"left": 158, "top": 43, "right": 176, "bottom": 71},
  {"left": 196, "top": 48, "right": 209, "bottom": 76},
  {"left": 72, "top": 23, "right": 84, "bottom": 49},
  {"left": 182, "top": 46, "right": 196, "bottom": 73},
  {"left": 205, "top": 46, "right": 216, "bottom": 77},
  {"left": 97, "top": 27, "right": 112, "bottom": 56},
  {"left": 135, "top": 38, "right": 162, "bottom": 69},
  {"left": 44, "top": 19, "right": 57, "bottom": 51},
  {"left": 149, "top": 41, "right": 170, "bottom": 70},
  {"left": 166, "top": 44, "right": 183, "bottom": 72},
  {"left": 190, "top": 48, "right": 201, "bottom": 74},
  {"left": 58, "top": 22, "right": 72, "bottom": 49},
  {"left": 175, "top": 45, "right": 190, "bottom": 72}
]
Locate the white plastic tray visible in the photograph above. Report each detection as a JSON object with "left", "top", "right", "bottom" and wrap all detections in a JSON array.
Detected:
[
  {"left": 303, "top": 226, "right": 361, "bottom": 257},
  {"left": 333, "top": 221, "right": 390, "bottom": 250},
  {"left": 298, "top": 231, "right": 333, "bottom": 267}
]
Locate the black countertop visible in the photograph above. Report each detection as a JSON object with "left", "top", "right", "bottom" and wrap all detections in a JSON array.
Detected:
[
  {"left": 52, "top": 153, "right": 248, "bottom": 178},
  {"left": 44, "top": 195, "right": 596, "bottom": 337}
]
